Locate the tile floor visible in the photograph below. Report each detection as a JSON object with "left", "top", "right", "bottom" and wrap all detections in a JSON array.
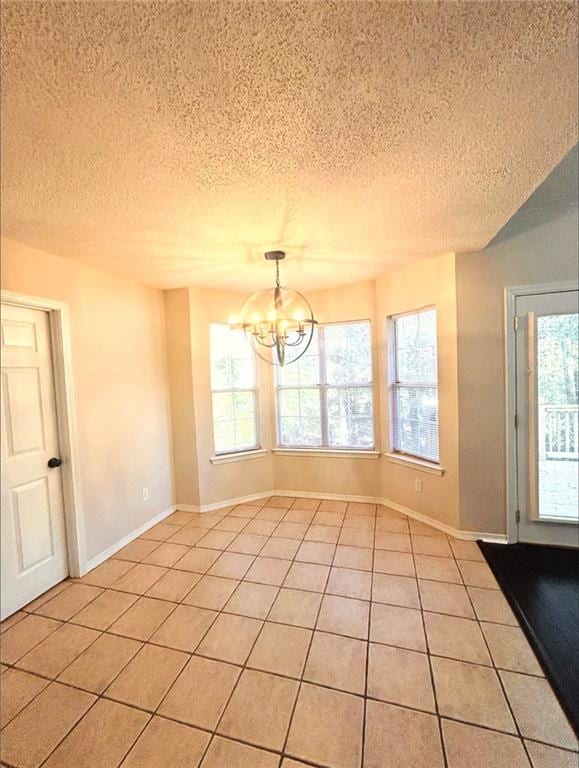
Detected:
[{"left": 1, "top": 496, "right": 577, "bottom": 768}]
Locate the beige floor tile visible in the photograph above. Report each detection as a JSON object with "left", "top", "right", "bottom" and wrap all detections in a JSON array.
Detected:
[
  {"left": 304, "top": 631, "right": 367, "bottom": 694},
  {"left": 327, "top": 567, "right": 372, "bottom": 600},
  {"left": 432, "top": 656, "right": 516, "bottom": 733},
  {"left": 208, "top": 551, "right": 255, "bottom": 579},
  {"left": 111, "top": 563, "right": 168, "bottom": 594},
  {"left": 418, "top": 580, "right": 475, "bottom": 618},
  {"left": 145, "top": 569, "right": 202, "bottom": 602},
  {"left": 347, "top": 501, "right": 376, "bottom": 515},
  {"left": 291, "top": 497, "right": 321, "bottom": 511},
  {"left": 158, "top": 655, "right": 240, "bottom": 728},
  {"left": 273, "top": 521, "right": 308, "bottom": 540},
  {"left": 372, "top": 573, "right": 420, "bottom": 608},
  {"left": 284, "top": 562, "right": 330, "bottom": 592},
  {"left": 424, "top": 612, "right": 491, "bottom": 665},
  {"left": 0, "top": 682, "right": 95, "bottom": 768},
  {"left": 317, "top": 594, "right": 370, "bottom": 639},
  {"left": 409, "top": 520, "right": 445, "bottom": 537},
  {"left": 364, "top": 699, "right": 444, "bottom": 768},
  {"left": 268, "top": 588, "right": 323, "bottom": 628},
  {"left": 260, "top": 537, "right": 301, "bottom": 560},
  {"left": 140, "top": 521, "right": 181, "bottom": 541},
  {"left": 58, "top": 632, "right": 141, "bottom": 693},
  {"left": 374, "top": 531, "right": 412, "bottom": 552},
  {"left": 367, "top": 643, "right": 435, "bottom": 712},
  {"left": 16, "top": 622, "right": 100, "bottom": 679},
  {"left": 338, "top": 528, "right": 374, "bottom": 548},
  {"left": 173, "top": 546, "right": 221, "bottom": 573},
  {"left": 166, "top": 526, "right": 207, "bottom": 546},
  {"left": 105, "top": 643, "right": 189, "bottom": 710},
  {"left": 318, "top": 499, "right": 347, "bottom": 514},
  {"left": 267, "top": 496, "right": 295, "bottom": 508},
  {"left": 231, "top": 503, "right": 261, "bottom": 518},
  {"left": 412, "top": 534, "right": 453, "bottom": 557},
  {"left": 373, "top": 549, "right": 416, "bottom": 576},
  {"left": 34, "top": 583, "right": 103, "bottom": 620},
  {"left": 224, "top": 581, "right": 278, "bottom": 619},
  {"left": 183, "top": 574, "right": 240, "bottom": 609},
  {"left": 500, "top": 670, "right": 577, "bottom": 750},
  {"left": 442, "top": 719, "right": 530, "bottom": 768},
  {"left": 108, "top": 596, "right": 176, "bottom": 640},
  {"left": 196, "top": 613, "right": 262, "bottom": 664},
  {"left": 70, "top": 589, "right": 138, "bottom": 630},
  {"left": 312, "top": 510, "right": 345, "bottom": 527},
  {"left": 150, "top": 604, "right": 217, "bottom": 652},
  {"left": 244, "top": 556, "right": 292, "bottom": 585},
  {"left": 123, "top": 716, "right": 210, "bottom": 768},
  {"left": 284, "top": 508, "right": 315, "bottom": 524},
  {"left": 1, "top": 610, "right": 28, "bottom": 633},
  {"left": 75, "top": 559, "right": 135, "bottom": 587},
  {"left": 295, "top": 540, "right": 336, "bottom": 565},
  {"left": 282, "top": 759, "right": 316, "bottom": 768},
  {"left": 228, "top": 532, "right": 268, "bottom": 555},
  {"left": 370, "top": 603, "right": 426, "bottom": 651},
  {"left": 142, "top": 542, "right": 191, "bottom": 567},
  {"left": 256, "top": 506, "right": 286, "bottom": 522},
  {"left": 375, "top": 516, "right": 409, "bottom": 534},
  {"left": 525, "top": 740, "right": 579, "bottom": 768},
  {"left": 0, "top": 668, "right": 49, "bottom": 728},
  {"left": 201, "top": 735, "right": 280, "bottom": 768},
  {"left": 457, "top": 560, "right": 499, "bottom": 589},
  {"left": 0, "top": 614, "right": 61, "bottom": 664},
  {"left": 215, "top": 515, "right": 252, "bottom": 531},
  {"left": 166, "top": 510, "right": 196, "bottom": 526},
  {"left": 113, "top": 538, "right": 161, "bottom": 562},
  {"left": 197, "top": 529, "right": 238, "bottom": 550},
  {"left": 22, "top": 581, "right": 71, "bottom": 612},
  {"left": 218, "top": 669, "right": 299, "bottom": 751},
  {"left": 42, "top": 698, "right": 150, "bottom": 768},
  {"left": 333, "top": 545, "right": 373, "bottom": 571},
  {"left": 482, "top": 622, "right": 543, "bottom": 675},
  {"left": 286, "top": 682, "right": 363, "bottom": 768},
  {"left": 449, "top": 539, "right": 485, "bottom": 561},
  {"left": 304, "top": 524, "right": 341, "bottom": 544},
  {"left": 415, "top": 554, "right": 462, "bottom": 584},
  {"left": 243, "top": 519, "right": 278, "bottom": 536},
  {"left": 467, "top": 587, "right": 518, "bottom": 625},
  {"left": 248, "top": 622, "right": 312, "bottom": 678}
]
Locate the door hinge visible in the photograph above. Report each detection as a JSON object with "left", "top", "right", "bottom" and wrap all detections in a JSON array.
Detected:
[
  {"left": 513, "top": 316, "right": 519, "bottom": 332},
  {"left": 515, "top": 509, "right": 520, "bottom": 523},
  {"left": 514, "top": 412, "right": 519, "bottom": 429}
]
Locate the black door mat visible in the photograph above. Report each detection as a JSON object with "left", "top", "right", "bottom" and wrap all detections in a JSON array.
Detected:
[{"left": 478, "top": 541, "right": 579, "bottom": 735}]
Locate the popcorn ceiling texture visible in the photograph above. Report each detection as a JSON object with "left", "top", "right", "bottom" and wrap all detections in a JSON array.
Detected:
[{"left": 1, "top": 1, "right": 577, "bottom": 291}]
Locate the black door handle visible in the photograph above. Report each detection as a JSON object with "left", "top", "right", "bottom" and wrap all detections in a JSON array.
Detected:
[{"left": 47, "top": 457, "right": 62, "bottom": 468}]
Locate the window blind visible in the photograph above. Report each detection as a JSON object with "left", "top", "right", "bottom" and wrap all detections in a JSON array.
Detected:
[
  {"left": 276, "top": 321, "right": 374, "bottom": 449},
  {"left": 392, "top": 308, "right": 439, "bottom": 463},
  {"left": 210, "top": 324, "right": 258, "bottom": 454}
]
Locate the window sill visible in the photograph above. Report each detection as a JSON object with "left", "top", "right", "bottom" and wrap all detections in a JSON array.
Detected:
[
  {"left": 384, "top": 452, "right": 445, "bottom": 476},
  {"left": 210, "top": 449, "right": 269, "bottom": 465},
  {"left": 273, "top": 448, "right": 381, "bottom": 460}
]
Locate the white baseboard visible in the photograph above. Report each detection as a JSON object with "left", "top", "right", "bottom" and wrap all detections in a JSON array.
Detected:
[
  {"left": 177, "top": 490, "right": 275, "bottom": 514},
  {"left": 82, "top": 504, "right": 177, "bottom": 574}
]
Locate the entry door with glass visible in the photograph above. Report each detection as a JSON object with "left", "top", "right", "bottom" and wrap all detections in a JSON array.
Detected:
[{"left": 515, "top": 289, "right": 579, "bottom": 546}]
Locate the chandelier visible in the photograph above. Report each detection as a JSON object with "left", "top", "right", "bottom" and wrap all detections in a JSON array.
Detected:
[{"left": 230, "top": 251, "right": 317, "bottom": 366}]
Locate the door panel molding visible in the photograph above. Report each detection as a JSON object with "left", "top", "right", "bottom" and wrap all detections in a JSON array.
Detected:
[
  {"left": 505, "top": 281, "right": 578, "bottom": 544},
  {"left": 1, "top": 290, "right": 85, "bottom": 577}
]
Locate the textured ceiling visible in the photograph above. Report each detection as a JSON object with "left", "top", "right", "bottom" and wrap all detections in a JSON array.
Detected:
[{"left": 1, "top": 1, "right": 577, "bottom": 292}]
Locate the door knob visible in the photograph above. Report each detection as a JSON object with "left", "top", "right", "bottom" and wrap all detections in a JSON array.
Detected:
[{"left": 47, "top": 457, "right": 62, "bottom": 468}]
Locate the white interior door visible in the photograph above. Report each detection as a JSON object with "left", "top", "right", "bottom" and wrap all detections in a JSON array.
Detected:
[
  {"left": 1, "top": 304, "right": 68, "bottom": 619},
  {"left": 515, "top": 289, "right": 579, "bottom": 547}
]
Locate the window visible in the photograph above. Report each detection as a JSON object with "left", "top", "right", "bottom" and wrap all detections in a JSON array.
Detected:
[
  {"left": 390, "top": 308, "right": 439, "bottom": 463},
  {"left": 276, "top": 321, "right": 374, "bottom": 449},
  {"left": 210, "top": 324, "right": 259, "bottom": 455}
]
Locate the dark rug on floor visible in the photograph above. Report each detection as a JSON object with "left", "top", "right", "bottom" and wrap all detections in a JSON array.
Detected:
[{"left": 478, "top": 541, "right": 579, "bottom": 735}]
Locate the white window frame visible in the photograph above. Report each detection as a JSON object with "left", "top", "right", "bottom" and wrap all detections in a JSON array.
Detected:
[
  {"left": 210, "top": 323, "right": 260, "bottom": 457},
  {"left": 275, "top": 319, "right": 375, "bottom": 451},
  {"left": 388, "top": 306, "right": 440, "bottom": 466}
]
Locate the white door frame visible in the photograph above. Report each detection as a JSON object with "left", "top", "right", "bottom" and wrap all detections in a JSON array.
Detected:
[
  {"left": 504, "top": 281, "right": 578, "bottom": 544},
  {"left": 1, "top": 289, "right": 85, "bottom": 576}
]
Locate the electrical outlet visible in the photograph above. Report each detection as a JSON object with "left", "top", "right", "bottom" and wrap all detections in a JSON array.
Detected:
[
  {"left": 142, "top": 487, "right": 150, "bottom": 502},
  {"left": 414, "top": 479, "right": 422, "bottom": 493}
]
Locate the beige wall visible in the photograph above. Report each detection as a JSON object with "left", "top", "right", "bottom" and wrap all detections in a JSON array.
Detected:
[
  {"left": 456, "top": 206, "right": 579, "bottom": 534},
  {"left": 376, "top": 253, "right": 461, "bottom": 529},
  {"left": 1, "top": 238, "right": 174, "bottom": 562}
]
